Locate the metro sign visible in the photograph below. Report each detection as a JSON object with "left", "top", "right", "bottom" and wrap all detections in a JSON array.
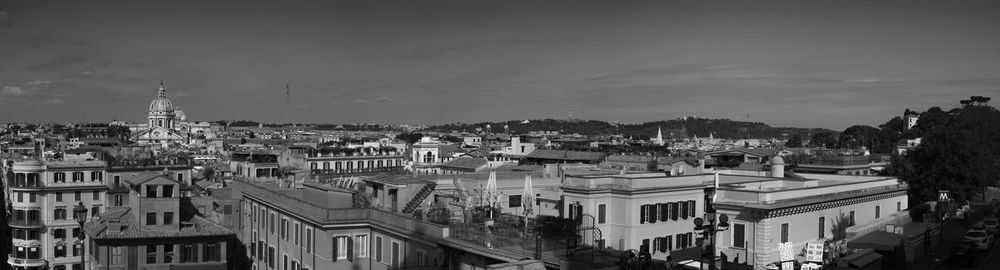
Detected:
[{"left": 939, "top": 190, "right": 950, "bottom": 202}]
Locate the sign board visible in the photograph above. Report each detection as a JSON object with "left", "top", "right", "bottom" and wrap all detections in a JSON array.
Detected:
[
  {"left": 894, "top": 227, "right": 905, "bottom": 235},
  {"left": 801, "top": 262, "right": 822, "bottom": 270},
  {"left": 885, "top": 224, "right": 895, "bottom": 233},
  {"left": 939, "top": 190, "right": 950, "bottom": 202},
  {"left": 805, "top": 242, "right": 824, "bottom": 263},
  {"left": 778, "top": 242, "right": 795, "bottom": 262},
  {"left": 780, "top": 261, "right": 795, "bottom": 270}
]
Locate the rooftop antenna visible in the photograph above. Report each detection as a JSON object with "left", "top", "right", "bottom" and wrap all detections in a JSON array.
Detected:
[
  {"left": 284, "top": 84, "right": 291, "bottom": 126},
  {"left": 569, "top": 97, "right": 575, "bottom": 121}
]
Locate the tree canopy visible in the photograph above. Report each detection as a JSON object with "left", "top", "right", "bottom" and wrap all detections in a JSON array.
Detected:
[{"left": 892, "top": 99, "right": 1000, "bottom": 203}]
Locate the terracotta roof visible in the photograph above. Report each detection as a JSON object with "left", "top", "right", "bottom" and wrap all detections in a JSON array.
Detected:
[
  {"left": 85, "top": 207, "right": 233, "bottom": 240},
  {"left": 525, "top": 149, "right": 607, "bottom": 162},
  {"left": 124, "top": 171, "right": 181, "bottom": 186},
  {"left": 439, "top": 157, "right": 488, "bottom": 170}
]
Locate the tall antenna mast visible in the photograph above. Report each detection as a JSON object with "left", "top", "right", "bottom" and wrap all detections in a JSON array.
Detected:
[
  {"left": 284, "top": 84, "right": 291, "bottom": 126},
  {"left": 569, "top": 98, "right": 575, "bottom": 120}
]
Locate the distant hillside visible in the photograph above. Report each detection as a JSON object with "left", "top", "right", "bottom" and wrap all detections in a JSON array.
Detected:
[{"left": 425, "top": 118, "right": 835, "bottom": 139}]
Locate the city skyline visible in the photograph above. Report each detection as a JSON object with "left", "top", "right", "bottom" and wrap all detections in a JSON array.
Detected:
[{"left": 1, "top": 0, "right": 999, "bottom": 130}]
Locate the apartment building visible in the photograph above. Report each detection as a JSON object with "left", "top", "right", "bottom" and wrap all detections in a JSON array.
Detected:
[
  {"left": 233, "top": 177, "right": 443, "bottom": 270},
  {"left": 83, "top": 172, "right": 236, "bottom": 270},
  {"left": 5, "top": 154, "right": 108, "bottom": 270}
]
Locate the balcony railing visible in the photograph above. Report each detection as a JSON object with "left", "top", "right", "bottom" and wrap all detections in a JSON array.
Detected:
[
  {"left": 8, "top": 219, "right": 43, "bottom": 228},
  {"left": 310, "top": 167, "right": 404, "bottom": 175},
  {"left": 7, "top": 254, "right": 47, "bottom": 267},
  {"left": 238, "top": 180, "right": 449, "bottom": 238}
]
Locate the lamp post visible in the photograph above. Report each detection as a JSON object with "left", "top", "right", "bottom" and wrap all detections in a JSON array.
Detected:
[
  {"left": 694, "top": 186, "right": 730, "bottom": 270},
  {"left": 73, "top": 202, "right": 88, "bottom": 270}
]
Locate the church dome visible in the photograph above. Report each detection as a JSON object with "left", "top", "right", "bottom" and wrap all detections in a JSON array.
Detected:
[{"left": 149, "top": 83, "right": 174, "bottom": 114}]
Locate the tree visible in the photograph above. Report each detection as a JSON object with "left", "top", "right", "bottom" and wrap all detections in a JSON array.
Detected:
[
  {"left": 396, "top": 133, "right": 424, "bottom": 144},
  {"left": 352, "top": 189, "right": 372, "bottom": 208},
  {"left": 895, "top": 102, "right": 1000, "bottom": 203},
  {"left": 810, "top": 132, "right": 838, "bottom": 148},
  {"left": 786, "top": 135, "right": 803, "bottom": 147},
  {"left": 836, "top": 125, "right": 880, "bottom": 150}
]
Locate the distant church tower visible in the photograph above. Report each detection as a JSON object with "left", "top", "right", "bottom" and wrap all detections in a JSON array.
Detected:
[
  {"left": 904, "top": 111, "right": 920, "bottom": 130},
  {"left": 148, "top": 81, "right": 176, "bottom": 129},
  {"left": 655, "top": 127, "right": 664, "bottom": 146}
]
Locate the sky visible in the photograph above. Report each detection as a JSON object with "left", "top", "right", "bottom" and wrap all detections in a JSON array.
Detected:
[{"left": 1, "top": 0, "right": 999, "bottom": 130}]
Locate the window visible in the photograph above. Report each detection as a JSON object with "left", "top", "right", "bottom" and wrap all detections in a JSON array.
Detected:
[
  {"left": 91, "top": 171, "right": 102, "bottom": 182},
  {"left": 164, "top": 244, "right": 174, "bottom": 263},
  {"left": 897, "top": 202, "right": 902, "bottom": 212},
  {"left": 391, "top": 242, "right": 400, "bottom": 267},
  {"left": 732, "top": 223, "right": 747, "bottom": 248},
  {"left": 29, "top": 193, "right": 36, "bottom": 203},
  {"left": 680, "top": 201, "right": 688, "bottom": 219},
  {"left": 164, "top": 212, "right": 174, "bottom": 225},
  {"left": 688, "top": 200, "right": 696, "bottom": 217},
  {"left": 281, "top": 218, "right": 288, "bottom": 239},
  {"left": 54, "top": 208, "right": 67, "bottom": 220},
  {"left": 73, "top": 172, "right": 84, "bottom": 182},
  {"left": 305, "top": 228, "right": 313, "bottom": 253},
  {"left": 73, "top": 244, "right": 82, "bottom": 256},
  {"left": 177, "top": 173, "right": 184, "bottom": 183},
  {"left": 147, "top": 245, "right": 157, "bottom": 264},
  {"left": 115, "top": 195, "right": 123, "bottom": 206},
  {"left": 203, "top": 243, "right": 220, "bottom": 262},
  {"left": 335, "top": 236, "right": 349, "bottom": 259},
  {"left": 74, "top": 191, "right": 81, "bottom": 201},
  {"left": 91, "top": 206, "right": 100, "bottom": 217},
  {"left": 598, "top": 204, "right": 606, "bottom": 224},
  {"left": 16, "top": 192, "right": 22, "bottom": 202},
  {"left": 181, "top": 244, "right": 197, "bottom": 263},
  {"left": 111, "top": 246, "right": 123, "bottom": 265},
  {"left": 819, "top": 216, "right": 826, "bottom": 238},
  {"left": 147, "top": 213, "right": 157, "bottom": 225},
  {"left": 268, "top": 246, "right": 275, "bottom": 268},
  {"left": 508, "top": 195, "right": 522, "bottom": 208},
  {"left": 73, "top": 228, "right": 81, "bottom": 239},
  {"left": 781, "top": 223, "right": 789, "bottom": 243},
  {"left": 114, "top": 175, "right": 121, "bottom": 187},
  {"left": 146, "top": 185, "right": 158, "bottom": 198},
  {"left": 375, "top": 235, "right": 383, "bottom": 262},
  {"left": 295, "top": 223, "right": 301, "bottom": 245},
  {"left": 270, "top": 212, "right": 275, "bottom": 233},
  {"left": 639, "top": 204, "right": 646, "bottom": 224},
  {"left": 55, "top": 245, "right": 66, "bottom": 257},
  {"left": 850, "top": 211, "right": 856, "bottom": 226},
  {"left": 648, "top": 204, "right": 657, "bottom": 223},
  {"left": 875, "top": 206, "right": 881, "bottom": 219},
  {"left": 54, "top": 229, "right": 66, "bottom": 240},
  {"left": 56, "top": 192, "right": 63, "bottom": 202},
  {"left": 284, "top": 255, "right": 289, "bottom": 270},
  {"left": 54, "top": 172, "right": 66, "bottom": 183},
  {"left": 93, "top": 191, "right": 100, "bottom": 200},
  {"left": 356, "top": 234, "right": 369, "bottom": 257},
  {"left": 162, "top": 185, "right": 174, "bottom": 198}
]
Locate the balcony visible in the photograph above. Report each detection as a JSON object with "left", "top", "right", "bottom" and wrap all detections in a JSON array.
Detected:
[
  {"left": 7, "top": 254, "right": 47, "bottom": 268},
  {"left": 8, "top": 219, "right": 44, "bottom": 228},
  {"left": 310, "top": 167, "right": 404, "bottom": 176}
]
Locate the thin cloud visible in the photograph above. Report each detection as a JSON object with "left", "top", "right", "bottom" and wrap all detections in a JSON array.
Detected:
[
  {"left": 2, "top": 86, "right": 25, "bottom": 96},
  {"left": 25, "top": 80, "right": 52, "bottom": 86}
]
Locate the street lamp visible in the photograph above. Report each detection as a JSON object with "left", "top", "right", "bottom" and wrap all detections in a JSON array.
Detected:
[
  {"left": 73, "top": 202, "right": 88, "bottom": 270},
  {"left": 694, "top": 186, "right": 730, "bottom": 270}
]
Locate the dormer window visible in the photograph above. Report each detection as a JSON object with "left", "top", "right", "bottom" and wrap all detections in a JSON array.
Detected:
[
  {"left": 147, "top": 185, "right": 158, "bottom": 198},
  {"left": 163, "top": 185, "right": 174, "bottom": 198}
]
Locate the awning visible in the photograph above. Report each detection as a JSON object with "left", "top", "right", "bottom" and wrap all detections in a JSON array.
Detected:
[{"left": 848, "top": 231, "right": 903, "bottom": 252}]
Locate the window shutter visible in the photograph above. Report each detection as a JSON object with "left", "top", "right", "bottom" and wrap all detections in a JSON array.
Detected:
[
  {"left": 652, "top": 238, "right": 659, "bottom": 254},
  {"left": 659, "top": 203, "right": 668, "bottom": 222},
  {"left": 671, "top": 203, "right": 679, "bottom": 220},
  {"left": 569, "top": 204, "right": 576, "bottom": 221},
  {"left": 639, "top": 205, "right": 646, "bottom": 224},
  {"left": 332, "top": 237, "right": 338, "bottom": 262},
  {"left": 689, "top": 200, "right": 696, "bottom": 218},
  {"left": 666, "top": 235, "right": 672, "bottom": 251},
  {"left": 680, "top": 201, "right": 688, "bottom": 219},
  {"left": 347, "top": 236, "right": 354, "bottom": 262},
  {"left": 648, "top": 204, "right": 657, "bottom": 224}
]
